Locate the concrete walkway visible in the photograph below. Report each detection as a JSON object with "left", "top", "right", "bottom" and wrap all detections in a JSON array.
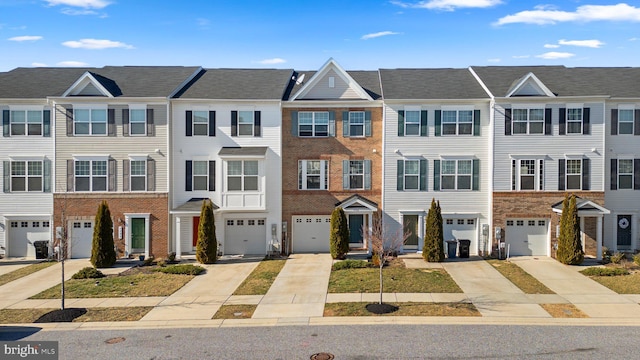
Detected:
[{"left": 252, "top": 253, "right": 332, "bottom": 321}]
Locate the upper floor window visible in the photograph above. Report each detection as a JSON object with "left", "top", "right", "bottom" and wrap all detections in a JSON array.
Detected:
[
  {"left": 404, "top": 110, "right": 421, "bottom": 136},
  {"left": 511, "top": 159, "right": 544, "bottom": 191},
  {"left": 342, "top": 159, "right": 371, "bottom": 190},
  {"left": 512, "top": 108, "right": 544, "bottom": 135},
  {"left": 618, "top": 109, "right": 634, "bottom": 135},
  {"left": 238, "top": 111, "right": 254, "bottom": 136},
  {"left": 231, "top": 111, "right": 260, "bottom": 137},
  {"left": 192, "top": 160, "right": 209, "bottom": 191},
  {"left": 185, "top": 160, "right": 214, "bottom": 192},
  {"left": 397, "top": 159, "right": 427, "bottom": 191},
  {"left": 299, "top": 112, "right": 329, "bottom": 137},
  {"left": 10, "top": 161, "right": 42, "bottom": 192},
  {"left": 75, "top": 159, "right": 107, "bottom": 191},
  {"left": 442, "top": 110, "right": 473, "bottom": 135},
  {"left": 130, "top": 160, "right": 147, "bottom": 191},
  {"left": 342, "top": 111, "right": 372, "bottom": 137},
  {"left": 74, "top": 108, "right": 107, "bottom": 135},
  {"left": 193, "top": 111, "right": 209, "bottom": 136},
  {"left": 398, "top": 109, "right": 426, "bottom": 137},
  {"left": 618, "top": 159, "right": 633, "bottom": 189},
  {"left": 559, "top": 158, "right": 590, "bottom": 191},
  {"left": 227, "top": 160, "right": 258, "bottom": 191},
  {"left": 185, "top": 110, "right": 215, "bottom": 137},
  {"left": 566, "top": 108, "right": 583, "bottom": 134},
  {"left": 298, "top": 160, "right": 329, "bottom": 190},
  {"left": 565, "top": 159, "right": 582, "bottom": 190},
  {"left": 435, "top": 158, "right": 479, "bottom": 191},
  {"left": 10, "top": 110, "right": 42, "bottom": 136},
  {"left": 129, "top": 109, "right": 146, "bottom": 136},
  {"left": 124, "top": 157, "right": 155, "bottom": 192}
]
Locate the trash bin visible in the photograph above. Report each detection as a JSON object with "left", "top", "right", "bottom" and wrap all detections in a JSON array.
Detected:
[
  {"left": 34, "top": 241, "right": 49, "bottom": 259},
  {"left": 458, "top": 239, "right": 471, "bottom": 258},
  {"left": 445, "top": 240, "right": 457, "bottom": 259}
]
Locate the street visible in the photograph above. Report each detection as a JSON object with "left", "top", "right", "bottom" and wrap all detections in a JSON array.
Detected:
[{"left": 2, "top": 324, "right": 639, "bottom": 359}]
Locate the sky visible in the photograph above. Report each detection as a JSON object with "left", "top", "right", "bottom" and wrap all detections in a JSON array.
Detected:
[{"left": 1, "top": 0, "right": 639, "bottom": 71}]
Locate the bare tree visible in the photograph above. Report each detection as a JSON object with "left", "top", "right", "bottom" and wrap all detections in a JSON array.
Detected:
[
  {"left": 362, "top": 211, "right": 411, "bottom": 305},
  {"left": 52, "top": 195, "right": 69, "bottom": 310}
]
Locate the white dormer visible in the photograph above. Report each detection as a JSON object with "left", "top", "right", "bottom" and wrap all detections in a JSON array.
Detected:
[
  {"left": 62, "top": 72, "right": 114, "bottom": 97},
  {"left": 290, "top": 58, "right": 373, "bottom": 101},
  {"left": 506, "top": 72, "right": 556, "bottom": 98}
]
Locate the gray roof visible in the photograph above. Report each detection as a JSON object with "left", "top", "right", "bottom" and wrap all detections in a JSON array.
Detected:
[
  {"left": 0, "top": 66, "right": 201, "bottom": 98},
  {"left": 285, "top": 70, "right": 382, "bottom": 100},
  {"left": 175, "top": 69, "right": 293, "bottom": 100},
  {"left": 172, "top": 198, "right": 219, "bottom": 213},
  {"left": 379, "top": 68, "right": 489, "bottom": 100},
  {"left": 218, "top": 146, "right": 268, "bottom": 156}
]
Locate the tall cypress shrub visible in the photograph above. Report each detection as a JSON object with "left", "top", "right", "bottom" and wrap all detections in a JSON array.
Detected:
[
  {"left": 557, "top": 194, "right": 584, "bottom": 264},
  {"left": 329, "top": 207, "right": 350, "bottom": 259},
  {"left": 423, "top": 198, "right": 445, "bottom": 262},
  {"left": 196, "top": 199, "right": 217, "bottom": 264},
  {"left": 91, "top": 200, "right": 116, "bottom": 268}
]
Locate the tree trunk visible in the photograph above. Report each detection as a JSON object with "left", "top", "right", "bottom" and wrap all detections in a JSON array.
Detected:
[{"left": 379, "top": 264, "right": 383, "bottom": 304}]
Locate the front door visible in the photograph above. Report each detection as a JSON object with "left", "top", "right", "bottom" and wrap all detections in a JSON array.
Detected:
[
  {"left": 617, "top": 215, "right": 632, "bottom": 247},
  {"left": 131, "top": 218, "right": 145, "bottom": 251},
  {"left": 404, "top": 215, "right": 419, "bottom": 248},
  {"left": 348, "top": 214, "right": 364, "bottom": 245},
  {"left": 192, "top": 216, "right": 200, "bottom": 248}
]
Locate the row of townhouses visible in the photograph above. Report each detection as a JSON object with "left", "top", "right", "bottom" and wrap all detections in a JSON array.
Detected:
[{"left": 1, "top": 59, "right": 639, "bottom": 262}]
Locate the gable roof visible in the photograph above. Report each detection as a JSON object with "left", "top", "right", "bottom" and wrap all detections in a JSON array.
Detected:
[
  {"left": 379, "top": 68, "right": 489, "bottom": 100},
  {"left": 174, "top": 68, "right": 294, "bottom": 100},
  {"left": 505, "top": 72, "right": 556, "bottom": 97}
]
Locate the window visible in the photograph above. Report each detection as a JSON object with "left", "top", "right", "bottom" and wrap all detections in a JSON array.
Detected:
[
  {"left": 21, "top": 221, "right": 28, "bottom": 228},
  {"left": 237, "top": 220, "right": 244, "bottom": 226},
  {"left": 238, "top": 111, "right": 254, "bottom": 136},
  {"left": 618, "top": 159, "right": 633, "bottom": 189},
  {"left": 193, "top": 111, "right": 209, "bottom": 136},
  {"left": 512, "top": 108, "right": 544, "bottom": 134},
  {"left": 10, "top": 161, "right": 42, "bottom": 192},
  {"left": 227, "top": 220, "right": 234, "bottom": 226},
  {"left": 348, "top": 112, "right": 365, "bottom": 137},
  {"left": 441, "top": 159, "right": 472, "bottom": 190},
  {"left": 516, "top": 220, "right": 524, "bottom": 226},
  {"left": 130, "top": 160, "right": 147, "bottom": 191},
  {"left": 404, "top": 110, "right": 420, "bottom": 136},
  {"left": 442, "top": 110, "right": 473, "bottom": 135},
  {"left": 619, "top": 109, "right": 634, "bottom": 135},
  {"left": 457, "top": 219, "right": 465, "bottom": 225},
  {"left": 248, "top": 219, "right": 255, "bottom": 226},
  {"left": 347, "top": 160, "right": 364, "bottom": 189},
  {"left": 10, "top": 221, "right": 17, "bottom": 228},
  {"left": 467, "top": 219, "right": 475, "bottom": 225},
  {"left": 73, "top": 222, "right": 81, "bottom": 228},
  {"left": 32, "top": 222, "right": 39, "bottom": 227},
  {"left": 75, "top": 160, "right": 107, "bottom": 191},
  {"left": 129, "top": 109, "right": 146, "bottom": 136},
  {"left": 538, "top": 220, "right": 545, "bottom": 226},
  {"left": 566, "top": 159, "right": 582, "bottom": 190},
  {"left": 258, "top": 219, "right": 265, "bottom": 225},
  {"left": 298, "top": 160, "right": 328, "bottom": 190},
  {"left": 403, "top": 160, "right": 420, "bottom": 190},
  {"left": 511, "top": 159, "right": 544, "bottom": 191},
  {"left": 227, "top": 160, "right": 258, "bottom": 191},
  {"left": 192, "top": 161, "right": 209, "bottom": 191},
  {"left": 43, "top": 221, "right": 50, "bottom": 228},
  {"left": 299, "top": 112, "right": 329, "bottom": 137},
  {"left": 446, "top": 219, "right": 453, "bottom": 225},
  {"left": 506, "top": 220, "right": 513, "bottom": 226},
  {"left": 74, "top": 108, "right": 107, "bottom": 135},
  {"left": 10, "top": 110, "right": 42, "bottom": 136},
  {"left": 566, "top": 108, "right": 583, "bottom": 134}
]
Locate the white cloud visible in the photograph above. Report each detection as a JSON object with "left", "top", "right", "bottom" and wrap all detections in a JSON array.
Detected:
[
  {"left": 536, "top": 51, "right": 575, "bottom": 59},
  {"left": 62, "top": 38, "right": 134, "bottom": 49},
  {"left": 57, "top": 60, "right": 89, "bottom": 67},
  {"left": 544, "top": 44, "right": 560, "bottom": 48},
  {"left": 496, "top": 3, "right": 640, "bottom": 25},
  {"left": 630, "top": 37, "right": 638, "bottom": 41},
  {"left": 44, "top": 0, "right": 110, "bottom": 8},
  {"left": 8, "top": 35, "right": 43, "bottom": 42},
  {"left": 61, "top": 8, "right": 97, "bottom": 15},
  {"left": 391, "top": 0, "right": 502, "bottom": 11},
  {"left": 512, "top": 55, "right": 531, "bottom": 59},
  {"left": 31, "top": 62, "right": 48, "bottom": 67},
  {"left": 558, "top": 39, "right": 604, "bottom": 48},
  {"left": 487, "top": 58, "right": 501, "bottom": 63},
  {"left": 197, "top": 18, "right": 210, "bottom": 29},
  {"left": 361, "top": 31, "right": 401, "bottom": 40},
  {"left": 255, "top": 58, "right": 287, "bottom": 65}
]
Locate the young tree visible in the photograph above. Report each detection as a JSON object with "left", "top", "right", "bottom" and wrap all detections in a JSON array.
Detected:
[
  {"left": 196, "top": 199, "right": 218, "bottom": 264},
  {"left": 329, "top": 207, "right": 350, "bottom": 259},
  {"left": 91, "top": 200, "right": 116, "bottom": 268},
  {"left": 423, "top": 199, "right": 445, "bottom": 262},
  {"left": 557, "top": 194, "right": 584, "bottom": 265}
]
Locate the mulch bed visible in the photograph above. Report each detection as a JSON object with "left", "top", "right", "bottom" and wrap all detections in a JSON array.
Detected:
[
  {"left": 34, "top": 308, "right": 87, "bottom": 323},
  {"left": 365, "top": 303, "right": 399, "bottom": 314}
]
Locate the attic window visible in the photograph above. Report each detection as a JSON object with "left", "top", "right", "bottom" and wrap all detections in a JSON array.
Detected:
[{"left": 328, "top": 76, "right": 335, "bottom": 88}]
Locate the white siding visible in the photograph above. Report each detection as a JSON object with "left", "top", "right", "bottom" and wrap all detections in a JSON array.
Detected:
[{"left": 302, "top": 69, "right": 363, "bottom": 100}]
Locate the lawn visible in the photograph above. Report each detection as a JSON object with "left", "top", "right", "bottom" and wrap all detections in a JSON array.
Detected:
[
  {"left": 324, "top": 302, "right": 479, "bottom": 317},
  {"left": 0, "top": 261, "right": 57, "bottom": 287},
  {"left": 0, "top": 307, "right": 152, "bottom": 324},
  {"left": 213, "top": 305, "right": 256, "bottom": 319},
  {"left": 584, "top": 272, "right": 640, "bottom": 294},
  {"left": 540, "top": 304, "right": 588, "bottom": 318},
  {"left": 487, "top": 260, "right": 555, "bottom": 294},
  {"left": 233, "top": 259, "right": 286, "bottom": 295},
  {"left": 328, "top": 267, "right": 462, "bottom": 293},
  {"left": 30, "top": 273, "right": 194, "bottom": 299}
]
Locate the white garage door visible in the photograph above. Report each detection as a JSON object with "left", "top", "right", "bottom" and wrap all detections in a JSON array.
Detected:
[
  {"left": 506, "top": 219, "right": 548, "bottom": 256},
  {"left": 70, "top": 221, "right": 94, "bottom": 259},
  {"left": 444, "top": 218, "right": 478, "bottom": 255},
  {"left": 7, "top": 220, "right": 51, "bottom": 258},
  {"left": 292, "top": 215, "right": 331, "bottom": 253},
  {"left": 224, "top": 219, "right": 266, "bottom": 255}
]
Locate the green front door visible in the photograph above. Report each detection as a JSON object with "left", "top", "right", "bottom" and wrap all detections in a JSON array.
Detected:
[
  {"left": 131, "top": 218, "right": 145, "bottom": 250},
  {"left": 348, "top": 214, "right": 364, "bottom": 244}
]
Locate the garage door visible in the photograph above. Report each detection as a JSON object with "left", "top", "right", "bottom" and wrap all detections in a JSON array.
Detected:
[
  {"left": 7, "top": 220, "right": 51, "bottom": 258},
  {"left": 70, "top": 221, "right": 94, "bottom": 258},
  {"left": 444, "top": 218, "right": 477, "bottom": 255},
  {"left": 224, "top": 219, "right": 266, "bottom": 255},
  {"left": 292, "top": 215, "right": 331, "bottom": 253},
  {"left": 506, "top": 219, "right": 548, "bottom": 256}
]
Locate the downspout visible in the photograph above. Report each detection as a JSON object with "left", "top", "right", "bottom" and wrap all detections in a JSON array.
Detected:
[{"left": 166, "top": 97, "right": 173, "bottom": 257}]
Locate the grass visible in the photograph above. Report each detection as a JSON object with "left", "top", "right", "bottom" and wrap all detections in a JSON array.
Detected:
[
  {"left": 30, "top": 273, "right": 194, "bottom": 299},
  {"left": 487, "top": 260, "right": 555, "bottom": 294},
  {"left": 212, "top": 305, "right": 256, "bottom": 319},
  {"left": 328, "top": 267, "right": 462, "bottom": 293},
  {"left": 0, "top": 261, "right": 57, "bottom": 287},
  {"left": 540, "top": 304, "right": 589, "bottom": 318},
  {"left": 580, "top": 267, "right": 629, "bottom": 276},
  {"left": 584, "top": 272, "right": 640, "bottom": 294},
  {"left": 233, "top": 259, "right": 286, "bottom": 295},
  {"left": 0, "top": 307, "right": 152, "bottom": 324},
  {"left": 323, "top": 302, "right": 480, "bottom": 317}
]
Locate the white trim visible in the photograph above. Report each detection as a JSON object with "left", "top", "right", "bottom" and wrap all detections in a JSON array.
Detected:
[
  {"left": 290, "top": 58, "right": 374, "bottom": 101},
  {"left": 8, "top": 105, "right": 44, "bottom": 111},
  {"left": 124, "top": 213, "right": 151, "bottom": 258},
  {"left": 441, "top": 105, "right": 474, "bottom": 111},
  {"left": 506, "top": 72, "right": 556, "bottom": 98},
  {"left": 62, "top": 72, "right": 114, "bottom": 98},
  {"left": 509, "top": 154, "right": 546, "bottom": 160}
]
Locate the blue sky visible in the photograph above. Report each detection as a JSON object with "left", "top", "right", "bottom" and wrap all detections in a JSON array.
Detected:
[{"left": 1, "top": 0, "right": 639, "bottom": 71}]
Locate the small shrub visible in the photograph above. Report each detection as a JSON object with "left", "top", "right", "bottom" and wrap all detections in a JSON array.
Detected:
[
  {"left": 156, "top": 259, "right": 167, "bottom": 267},
  {"left": 610, "top": 252, "right": 626, "bottom": 264},
  {"left": 580, "top": 267, "right": 629, "bottom": 276},
  {"left": 155, "top": 264, "right": 205, "bottom": 275},
  {"left": 142, "top": 257, "right": 155, "bottom": 267},
  {"left": 167, "top": 252, "right": 177, "bottom": 263},
  {"left": 332, "top": 259, "right": 371, "bottom": 271},
  {"left": 634, "top": 253, "right": 640, "bottom": 267},
  {"left": 72, "top": 267, "right": 105, "bottom": 279}
]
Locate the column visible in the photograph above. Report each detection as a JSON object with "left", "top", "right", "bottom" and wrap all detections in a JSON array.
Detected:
[
  {"left": 596, "top": 215, "right": 603, "bottom": 261},
  {"left": 175, "top": 216, "right": 182, "bottom": 260},
  {"left": 580, "top": 216, "right": 586, "bottom": 253}
]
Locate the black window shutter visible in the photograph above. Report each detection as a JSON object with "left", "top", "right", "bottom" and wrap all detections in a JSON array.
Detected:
[
  {"left": 582, "top": 158, "right": 590, "bottom": 190},
  {"left": 558, "top": 159, "right": 565, "bottom": 191},
  {"left": 472, "top": 159, "right": 480, "bottom": 191},
  {"left": 473, "top": 110, "right": 480, "bottom": 136},
  {"left": 66, "top": 108, "right": 73, "bottom": 136},
  {"left": 544, "top": 108, "right": 552, "bottom": 135},
  {"left": 582, "top": 108, "right": 590, "bottom": 135},
  {"left": 559, "top": 108, "right": 566, "bottom": 135},
  {"left": 635, "top": 110, "right": 640, "bottom": 136},
  {"left": 435, "top": 110, "right": 442, "bottom": 136},
  {"left": 611, "top": 159, "right": 618, "bottom": 190},
  {"left": 147, "top": 158, "right": 155, "bottom": 191},
  {"left": 611, "top": 109, "right": 618, "bottom": 135},
  {"left": 123, "top": 159, "right": 130, "bottom": 192},
  {"left": 419, "top": 159, "right": 427, "bottom": 191},
  {"left": 291, "top": 111, "right": 298, "bottom": 136},
  {"left": 185, "top": 111, "right": 193, "bottom": 136},
  {"left": 43, "top": 110, "right": 51, "bottom": 137},
  {"left": 397, "top": 110, "right": 404, "bottom": 136},
  {"left": 107, "top": 109, "right": 116, "bottom": 136},
  {"left": 504, "top": 108, "right": 511, "bottom": 136},
  {"left": 421, "top": 110, "right": 428, "bottom": 137},
  {"left": 365, "top": 111, "right": 372, "bottom": 137},
  {"left": 208, "top": 160, "right": 215, "bottom": 191},
  {"left": 108, "top": 158, "right": 116, "bottom": 191},
  {"left": 208, "top": 111, "right": 216, "bottom": 137},
  {"left": 342, "top": 111, "right": 350, "bottom": 137},
  {"left": 2, "top": 110, "right": 9, "bottom": 137},
  {"left": 122, "top": 109, "right": 130, "bottom": 137},
  {"left": 231, "top": 111, "right": 238, "bottom": 136},
  {"left": 67, "top": 159, "right": 74, "bottom": 191},
  {"left": 635, "top": 159, "right": 640, "bottom": 190},
  {"left": 147, "top": 108, "right": 155, "bottom": 137},
  {"left": 185, "top": 160, "right": 193, "bottom": 191},
  {"left": 254, "top": 111, "right": 261, "bottom": 137},
  {"left": 433, "top": 160, "right": 441, "bottom": 191},
  {"left": 397, "top": 160, "right": 404, "bottom": 191}
]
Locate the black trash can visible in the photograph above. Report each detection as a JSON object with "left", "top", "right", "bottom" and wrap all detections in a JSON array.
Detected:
[
  {"left": 34, "top": 241, "right": 49, "bottom": 259},
  {"left": 458, "top": 239, "right": 471, "bottom": 258},
  {"left": 445, "top": 240, "right": 457, "bottom": 259}
]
